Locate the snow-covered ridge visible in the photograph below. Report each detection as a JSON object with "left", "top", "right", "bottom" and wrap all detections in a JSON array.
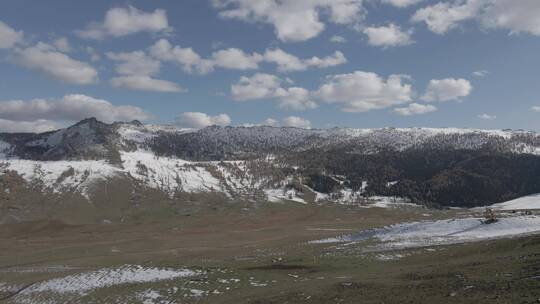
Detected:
[
  {"left": 117, "top": 123, "right": 193, "bottom": 144},
  {"left": 2, "top": 119, "right": 540, "bottom": 162},
  {"left": 2, "top": 119, "right": 540, "bottom": 204},
  {"left": 0, "top": 149, "right": 288, "bottom": 201}
]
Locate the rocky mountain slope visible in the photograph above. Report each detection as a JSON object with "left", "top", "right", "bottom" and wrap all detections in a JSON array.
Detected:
[{"left": 1, "top": 118, "right": 540, "bottom": 215}]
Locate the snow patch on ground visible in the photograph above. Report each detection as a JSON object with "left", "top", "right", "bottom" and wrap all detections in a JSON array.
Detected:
[
  {"left": 0, "top": 159, "right": 119, "bottom": 198},
  {"left": 0, "top": 282, "right": 19, "bottom": 293},
  {"left": 490, "top": 194, "right": 540, "bottom": 210},
  {"left": 364, "top": 196, "right": 419, "bottom": 209},
  {"left": 312, "top": 215, "right": 540, "bottom": 249},
  {"left": 265, "top": 188, "right": 306, "bottom": 204},
  {"left": 20, "top": 265, "right": 198, "bottom": 296},
  {"left": 121, "top": 151, "right": 223, "bottom": 194}
]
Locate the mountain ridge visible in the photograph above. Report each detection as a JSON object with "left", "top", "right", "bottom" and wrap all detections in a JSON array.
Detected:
[{"left": 1, "top": 118, "right": 540, "bottom": 216}]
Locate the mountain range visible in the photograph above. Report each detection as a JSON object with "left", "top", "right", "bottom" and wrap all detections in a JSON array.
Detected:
[{"left": 1, "top": 117, "right": 540, "bottom": 222}]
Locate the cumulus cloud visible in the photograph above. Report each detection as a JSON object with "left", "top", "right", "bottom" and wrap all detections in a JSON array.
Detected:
[
  {"left": 330, "top": 35, "right": 347, "bottom": 43},
  {"left": 212, "top": 0, "right": 365, "bottom": 42},
  {"left": 150, "top": 39, "right": 214, "bottom": 74},
  {"left": 315, "top": 71, "right": 413, "bottom": 112},
  {"left": 478, "top": 113, "right": 496, "bottom": 120},
  {"left": 263, "top": 48, "right": 346, "bottom": 72},
  {"left": 242, "top": 116, "right": 311, "bottom": 129},
  {"left": 212, "top": 48, "right": 263, "bottom": 70},
  {"left": 0, "top": 119, "right": 59, "bottom": 133},
  {"left": 531, "top": 106, "right": 540, "bottom": 112},
  {"left": 282, "top": 116, "right": 311, "bottom": 128},
  {"left": 0, "top": 21, "right": 24, "bottom": 49},
  {"left": 175, "top": 112, "right": 231, "bottom": 128},
  {"left": 231, "top": 73, "right": 282, "bottom": 101},
  {"left": 231, "top": 73, "right": 317, "bottom": 110},
  {"left": 150, "top": 39, "right": 346, "bottom": 74},
  {"left": 13, "top": 42, "right": 98, "bottom": 85},
  {"left": 243, "top": 117, "right": 311, "bottom": 128},
  {"left": 413, "top": 0, "right": 540, "bottom": 36},
  {"left": 363, "top": 24, "right": 414, "bottom": 48},
  {"left": 107, "top": 51, "right": 161, "bottom": 76},
  {"left": 107, "top": 50, "right": 183, "bottom": 92},
  {"left": 422, "top": 78, "right": 472, "bottom": 102},
  {"left": 110, "top": 76, "right": 184, "bottom": 92},
  {"left": 232, "top": 71, "right": 471, "bottom": 113},
  {"left": 480, "top": 0, "right": 540, "bottom": 36},
  {"left": 473, "top": 70, "right": 489, "bottom": 77},
  {"left": 76, "top": 6, "right": 171, "bottom": 39},
  {"left": 303, "top": 51, "right": 347, "bottom": 69},
  {"left": 0, "top": 94, "right": 152, "bottom": 123},
  {"left": 261, "top": 118, "right": 280, "bottom": 127},
  {"left": 411, "top": 0, "right": 483, "bottom": 34},
  {"left": 275, "top": 87, "right": 318, "bottom": 110},
  {"left": 394, "top": 103, "right": 437, "bottom": 116},
  {"left": 381, "top": 0, "right": 424, "bottom": 8}
]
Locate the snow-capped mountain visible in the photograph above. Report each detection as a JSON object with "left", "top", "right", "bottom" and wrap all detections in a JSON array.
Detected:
[{"left": 1, "top": 118, "right": 540, "bottom": 213}]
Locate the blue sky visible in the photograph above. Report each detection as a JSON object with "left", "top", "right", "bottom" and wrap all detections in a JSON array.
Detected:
[{"left": 1, "top": 0, "right": 540, "bottom": 132}]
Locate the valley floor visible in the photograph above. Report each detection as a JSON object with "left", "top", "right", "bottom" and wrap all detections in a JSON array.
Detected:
[{"left": 1, "top": 202, "right": 540, "bottom": 303}]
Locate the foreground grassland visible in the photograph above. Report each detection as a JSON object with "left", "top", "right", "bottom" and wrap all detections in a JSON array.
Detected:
[{"left": 0, "top": 202, "right": 539, "bottom": 303}]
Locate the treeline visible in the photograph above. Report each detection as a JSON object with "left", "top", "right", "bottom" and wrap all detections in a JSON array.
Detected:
[{"left": 294, "top": 148, "right": 540, "bottom": 208}]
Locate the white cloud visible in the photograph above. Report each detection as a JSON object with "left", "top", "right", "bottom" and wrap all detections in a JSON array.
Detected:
[
  {"left": 282, "top": 116, "right": 311, "bottom": 128},
  {"left": 330, "top": 35, "right": 347, "bottom": 43},
  {"left": 422, "top": 78, "right": 472, "bottom": 102},
  {"left": 150, "top": 40, "right": 346, "bottom": 74},
  {"left": 263, "top": 48, "right": 313, "bottom": 72},
  {"left": 480, "top": 0, "right": 540, "bottom": 36},
  {"left": 531, "top": 106, "right": 540, "bottom": 112},
  {"left": 52, "top": 37, "right": 72, "bottom": 53},
  {"left": 381, "top": 0, "right": 424, "bottom": 8},
  {"left": 0, "top": 119, "right": 59, "bottom": 133},
  {"left": 241, "top": 117, "right": 280, "bottom": 127},
  {"left": 14, "top": 42, "right": 98, "bottom": 85},
  {"left": 275, "top": 87, "right": 318, "bottom": 110},
  {"left": 110, "top": 76, "right": 184, "bottom": 92},
  {"left": 232, "top": 72, "right": 470, "bottom": 114},
  {"left": 175, "top": 112, "right": 231, "bottom": 128},
  {"left": 212, "top": 0, "right": 365, "bottom": 42},
  {"left": 304, "top": 51, "right": 347, "bottom": 69},
  {"left": 107, "top": 51, "right": 161, "bottom": 76},
  {"left": 478, "top": 113, "right": 496, "bottom": 120},
  {"left": 473, "top": 70, "right": 489, "bottom": 77},
  {"left": 261, "top": 118, "right": 279, "bottom": 126},
  {"left": 150, "top": 39, "right": 214, "bottom": 74},
  {"left": 231, "top": 73, "right": 282, "bottom": 101},
  {"left": 315, "top": 71, "right": 413, "bottom": 112},
  {"left": 107, "top": 50, "right": 183, "bottom": 92},
  {"left": 231, "top": 73, "right": 317, "bottom": 110},
  {"left": 411, "top": 0, "right": 483, "bottom": 34},
  {"left": 394, "top": 103, "right": 437, "bottom": 116},
  {"left": 212, "top": 48, "right": 263, "bottom": 70},
  {"left": 363, "top": 24, "right": 414, "bottom": 48},
  {"left": 76, "top": 6, "right": 171, "bottom": 39},
  {"left": 0, "top": 94, "right": 151, "bottom": 124},
  {"left": 413, "top": 0, "right": 540, "bottom": 36},
  {"left": 263, "top": 48, "right": 346, "bottom": 72},
  {"left": 243, "top": 117, "right": 312, "bottom": 128},
  {"left": 0, "top": 21, "right": 23, "bottom": 49}
]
